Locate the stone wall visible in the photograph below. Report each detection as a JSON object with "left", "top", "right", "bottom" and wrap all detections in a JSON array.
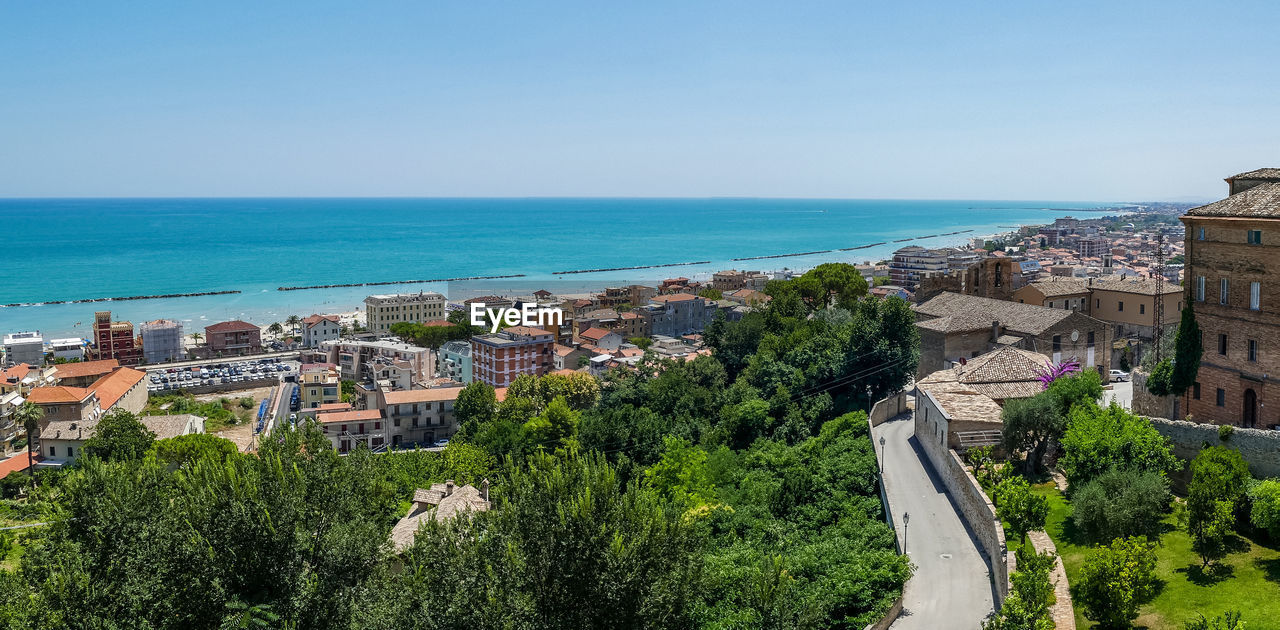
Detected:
[
  {"left": 862, "top": 596, "right": 904, "bottom": 630},
  {"left": 1028, "top": 530, "right": 1076, "bottom": 630},
  {"left": 869, "top": 391, "right": 908, "bottom": 427},
  {"left": 1149, "top": 416, "right": 1280, "bottom": 479},
  {"left": 913, "top": 405, "right": 1013, "bottom": 606},
  {"left": 1131, "top": 368, "right": 1177, "bottom": 419}
]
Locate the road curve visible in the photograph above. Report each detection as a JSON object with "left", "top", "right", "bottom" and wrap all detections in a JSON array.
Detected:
[{"left": 873, "top": 415, "right": 995, "bottom": 629}]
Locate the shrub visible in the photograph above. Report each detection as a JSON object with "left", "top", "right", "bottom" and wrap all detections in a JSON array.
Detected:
[
  {"left": 994, "top": 476, "right": 1049, "bottom": 544},
  {"left": 1146, "top": 359, "right": 1173, "bottom": 397},
  {"left": 1218, "top": 424, "right": 1234, "bottom": 442},
  {"left": 983, "top": 546, "right": 1056, "bottom": 630},
  {"left": 1185, "top": 610, "right": 1244, "bottom": 630},
  {"left": 1187, "top": 446, "right": 1250, "bottom": 567},
  {"left": 1248, "top": 478, "right": 1280, "bottom": 538},
  {"left": 1059, "top": 403, "right": 1180, "bottom": 488},
  {"left": 1072, "top": 536, "right": 1159, "bottom": 628},
  {"left": 1071, "top": 468, "right": 1171, "bottom": 543}
]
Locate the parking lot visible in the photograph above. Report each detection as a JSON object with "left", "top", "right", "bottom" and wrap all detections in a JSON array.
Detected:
[{"left": 147, "top": 357, "right": 300, "bottom": 394}]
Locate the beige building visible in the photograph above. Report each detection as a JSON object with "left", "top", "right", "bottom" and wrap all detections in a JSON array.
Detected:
[
  {"left": 299, "top": 363, "right": 342, "bottom": 409},
  {"left": 40, "top": 413, "right": 202, "bottom": 466},
  {"left": 315, "top": 408, "right": 385, "bottom": 452},
  {"left": 364, "top": 292, "right": 447, "bottom": 334},
  {"left": 375, "top": 386, "right": 465, "bottom": 447}
]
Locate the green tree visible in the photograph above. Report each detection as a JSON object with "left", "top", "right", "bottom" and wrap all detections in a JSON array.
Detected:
[
  {"left": 1248, "top": 478, "right": 1280, "bottom": 538},
  {"left": 1072, "top": 536, "right": 1159, "bottom": 628},
  {"left": 1058, "top": 403, "right": 1180, "bottom": 487},
  {"left": 872, "top": 276, "right": 893, "bottom": 287},
  {"left": 453, "top": 381, "right": 498, "bottom": 439},
  {"left": 629, "top": 336, "right": 653, "bottom": 350},
  {"left": 13, "top": 402, "right": 43, "bottom": 489},
  {"left": 983, "top": 546, "right": 1057, "bottom": 630},
  {"left": 1184, "top": 610, "right": 1244, "bottom": 630},
  {"left": 697, "top": 287, "right": 724, "bottom": 300},
  {"left": 994, "top": 476, "right": 1049, "bottom": 544},
  {"left": 1146, "top": 358, "right": 1174, "bottom": 397},
  {"left": 1071, "top": 468, "right": 1171, "bottom": 543},
  {"left": 1187, "top": 446, "right": 1250, "bottom": 567},
  {"left": 1171, "top": 306, "right": 1203, "bottom": 399},
  {"left": 522, "top": 396, "right": 581, "bottom": 450},
  {"left": 1000, "top": 394, "right": 1062, "bottom": 474},
  {"left": 83, "top": 409, "right": 156, "bottom": 462},
  {"left": 149, "top": 433, "right": 240, "bottom": 468},
  {"left": 645, "top": 436, "right": 717, "bottom": 512},
  {"left": 339, "top": 379, "right": 356, "bottom": 403},
  {"left": 267, "top": 322, "right": 283, "bottom": 335}
]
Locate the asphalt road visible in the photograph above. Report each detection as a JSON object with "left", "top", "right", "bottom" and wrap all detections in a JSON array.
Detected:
[
  {"left": 1104, "top": 378, "right": 1133, "bottom": 410},
  {"left": 873, "top": 415, "right": 995, "bottom": 629}
]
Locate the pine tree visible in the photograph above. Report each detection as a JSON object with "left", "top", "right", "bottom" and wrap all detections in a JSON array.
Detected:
[{"left": 1170, "top": 306, "right": 1202, "bottom": 397}]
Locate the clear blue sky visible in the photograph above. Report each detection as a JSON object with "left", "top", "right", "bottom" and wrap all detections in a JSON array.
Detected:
[{"left": 2, "top": 1, "right": 1276, "bottom": 200}]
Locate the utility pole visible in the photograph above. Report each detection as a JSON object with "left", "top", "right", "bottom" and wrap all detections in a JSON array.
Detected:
[{"left": 1153, "top": 232, "right": 1166, "bottom": 363}]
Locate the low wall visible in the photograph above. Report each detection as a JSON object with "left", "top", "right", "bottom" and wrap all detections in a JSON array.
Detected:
[
  {"left": 869, "top": 391, "right": 908, "bottom": 427},
  {"left": 1131, "top": 368, "right": 1176, "bottom": 419},
  {"left": 1028, "top": 530, "right": 1076, "bottom": 630},
  {"left": 863, "top": 596, "right": 904, "bottom": 630},
  {"left": 1149, "top": 416, "right": 1280, "bottom": 479},
  {"left": 914, "top": 405, "right": 1012, "bottom": 606}
]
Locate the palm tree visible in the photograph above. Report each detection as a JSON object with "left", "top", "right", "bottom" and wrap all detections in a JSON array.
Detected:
[
  {"left": 285, "top": 314, "right": 301, "bottom": 333},
  {"left": 191, "top": 332, "right": 204, "bottom": 344},
  {"left": 13, "top": 402, "right": 44, "bottom": 489},
  {"left": 268, "top": 322, "right": 283, "bottom": 335}
]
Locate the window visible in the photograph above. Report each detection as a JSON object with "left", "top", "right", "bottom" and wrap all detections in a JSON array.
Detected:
[
  {"left": 48, "top": 446, "right": 55, "bottom": 456},
  {"left": 1139, "top": 304, "right": 1145, "bottom": 315},
  {"left": 1199, "top": 227, "right": 1206, "bottom": 240},
  {"left": 1052, "top": 335, "right": 1062, "bottom": 352},
  {"left": 1249, "top": 229, "right": 1263, "bottom": 245},
  {"left": 1196, "top": 276, "right": 1205, "bottom": 302},
  {"left": 1221, "top": 278, "right": 1229, "bottom": 305},
  {"left": 1096, "top": 298, "right": 1101, "bottom": 309},
  {"left": 1193, "top": 382, "right": 1201, "bottom": 400},
  {"left": 1087, "top": 331, "right": 1095, "bottom": 347},
  {"left": 1118, "top": 301, "right": 1124, "bottom": 312},
  {"left": 1216, "top": 388, "right": 1226, "bottom": 407},
  {"left": 68, "top": 447, "right": 74, "bottom": 457},
  {"left": 1252, "top": 281, "right": 1261, "bottom": 310},
  {"left": 1219, "top": 333, "right": 1228, "bottom": 355},
  {"left": 1249, "top": 339, "right": 1259, "bottom": 362}
]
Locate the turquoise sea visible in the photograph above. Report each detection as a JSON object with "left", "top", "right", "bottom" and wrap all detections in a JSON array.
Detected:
[{"left": 0, "top": 198, "right": 1116, "bottom": 338}]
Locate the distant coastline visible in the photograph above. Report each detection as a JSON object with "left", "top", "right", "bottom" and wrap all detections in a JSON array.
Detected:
[{"left": 0, "top": 197, "right": 1140, "bottom": 337}]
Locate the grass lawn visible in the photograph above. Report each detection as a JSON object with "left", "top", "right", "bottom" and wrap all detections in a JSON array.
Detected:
[{"left": 1033, "top": 483, "right": 1280, "bottom": 629}]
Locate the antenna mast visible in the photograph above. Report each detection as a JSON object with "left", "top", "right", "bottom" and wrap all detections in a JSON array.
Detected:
[{"left": 1153, "top": 231, "right": 1166, "bottom": 363}]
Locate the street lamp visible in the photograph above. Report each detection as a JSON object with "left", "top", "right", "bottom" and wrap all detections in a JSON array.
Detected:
[
  {"left": 879, "top": 435, "right": 886, "bottom": 469},
  {"left": 903, "top": 511, "right": 910, "bottom": 554}
]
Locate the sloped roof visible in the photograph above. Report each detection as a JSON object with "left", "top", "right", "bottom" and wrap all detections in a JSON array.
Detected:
[
  {"left": 316, "top": 409, "right": 382, "bottom": 424},
  {"left": 1088, "top": 276, "right": 1182, "bottom": 296},
  {"left": 27, "top": 385, "right": 93, "bottom": 405},
  {"left": 139, "top": 414, "right": 199, "bottom": 440},
  {"left": 1229, "top": 168, "right": 1280, "bottom": 181},
  {"left": 915, "top": 292, "right": 1076, "bottom": 336},
  {"left": 390, "top": 483, "right": 491, "bottom": 552},
  {"left": 651, "top": 293, "right": 698, "bottom": 304},
  {"left": 1185, "top": 182, "right": 1280, "bottom": 218},
  {"left": 0, "top": 364, "right": 31, "bottom": 384},
  {"left": 382, "top": 387, "right": 463, "bottom": 405},
  {"left": 89, "top": 367, "right": 146, "bottom": 410},
  {"left": 920, "top": 386, "right": 1004, "bottom": 425},
  {"left": 53, "top": 359, "right": 118, "bottom": 381},
  {"left": 918, "top": 346, "right": 1050, "bottom": 401},
  {"left": 1025, "top": 278, "right": 1089, "bottom": 298},
  {"left": 205, "top": 320, "right": 259, "bottom": 333},
  {"left": 302, "top": 314, "right": 340, "bottom": 327},
  {"left": 580, "top": 327, "right": 615, "bottom": 342}
]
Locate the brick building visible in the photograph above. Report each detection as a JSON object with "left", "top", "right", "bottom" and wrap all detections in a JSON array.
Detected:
[
  {"left": 470, "top": 326, "right": 554, "bottom": 387},
  {"left": 204, "top": 320, "right": 262, "bottom": 356},
  {"left": 914, "top": 292, "right": 1111, "bottom": 379},
  {"left": 1181, "top": 168, "right": 1280, "bottom": 427},
  {"left": 90, "top": 311, "right": 143, "bottom": 365}
]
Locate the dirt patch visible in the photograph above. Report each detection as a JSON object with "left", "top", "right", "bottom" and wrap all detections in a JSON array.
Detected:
[
  {"left": 216, "top": 423, "right": 257, "bottom": 453},
  {"left": 193, "top": 386, "right": 274, "bottom": 404}
]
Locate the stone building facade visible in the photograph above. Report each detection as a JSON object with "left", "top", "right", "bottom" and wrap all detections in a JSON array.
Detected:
[{"left": 1181, "top": 168, "right": 1280, "bottom": 427}]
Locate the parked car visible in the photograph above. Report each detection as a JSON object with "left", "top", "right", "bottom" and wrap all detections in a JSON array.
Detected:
[
  {"left": 431, "top": 438, "right": 450, "bottom": 448},
  {"left": 1109, "top": 369, "right": 1130, "bottom": 382}
]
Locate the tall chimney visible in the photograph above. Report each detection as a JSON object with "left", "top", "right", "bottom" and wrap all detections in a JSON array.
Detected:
[
  {"left": 445, "top": 479, "right": 455, "bottom": 497},
  {"left": 991, "top": 320, "right": 1000, "bottom": 343},
  {"left": 481, "top": 478, "right": 490, "bottom": 502}
]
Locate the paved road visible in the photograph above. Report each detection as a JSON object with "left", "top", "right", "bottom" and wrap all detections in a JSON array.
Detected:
[
  {"left": 1104, "top": 378, "right": 1133, "bottom": 410},
  {"left": 873, "top": 415, "right": 995, "bottom": 629}
]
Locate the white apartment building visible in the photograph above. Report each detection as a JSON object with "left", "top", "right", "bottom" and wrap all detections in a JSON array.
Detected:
[
  {"left": 46, "top": 338, "right": 87, "bottom": 362},
  {"left": 302, "top": 314, "right": 342, "bottom": 348},
  {"left": 320, "top": 338, "right": 433, "bottom": 383},
  {"left": 364, "top": 292, "right": 447, "bottom": 334},
  {"left": 3, "top": 332, "right": 44, "bottom": 367}
]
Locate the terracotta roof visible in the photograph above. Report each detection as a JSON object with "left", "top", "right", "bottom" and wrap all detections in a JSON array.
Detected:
[
  {"left": 920, "top": 386, "right": 1004, "bottom": 425},
  {"left": 580, "top": 327, "right": 614, "bottom": 342},
  {"left": 1186, "top": 182, "right": 1280, "bottom": 218},
  {"left": 313, "top": 402, "right": 354, "bottom": 413},
  {"left": 915, "top": 292, "right": 1078, "bottom": 336},
  {"left": 0, "top": 364, "right": 32, "bottom": 383},
  {"left": 422, "top": 319, "right": 454, "bottom": 327},
  {"left": 463, "top": 296, "right": 509, "bottom": 304},
  {"left": 27, "top": 385, "right": 93, "bottom": 405},
  {"left": 89, "top": 367, "right": 146, "bottom": 410},
  {"left": 206, "top": 320, "right": 258, "bottom": 333},
  {"left": 552, "top": 368, "right": 578, "bottom": 375},
  {"left": 302, "top": 314, "right": 340, "bottom": 327},
  {"left": 53, "top": 359, "right": 118, "bottom": 381},
  {"left": 382, "top": 387, "right": 463, "bottom": 405},
  {"left": 316, "top": 409, "right": 382, "bottom": 424},
  {"left": 0, "top": 454, "right": 37, "bottom": 479}
]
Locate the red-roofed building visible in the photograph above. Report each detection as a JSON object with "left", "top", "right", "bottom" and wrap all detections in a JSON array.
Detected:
[
  {"left": 470, "top": 327, "right": 555, "bottom": 387},
  {"left": 301, "top": 314, "right": 341, "bottom": 348},
  {"left": 578, "top": 327, "right": 622, "bottom": 351},
  {"left": 90, "top": 311, "right": 143, "bottom": 365},
  {"left": 205, "top": 320, "right": 262, "bottom": 356},
  {"left": 53, "top": 359, "right": 119, "bottom": 388},
  {"left": 374, "top": 386, "right": 466, "bottom": 447},
  {"left": 315, "top": 408, "right": 385, "bottom": 453}
]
